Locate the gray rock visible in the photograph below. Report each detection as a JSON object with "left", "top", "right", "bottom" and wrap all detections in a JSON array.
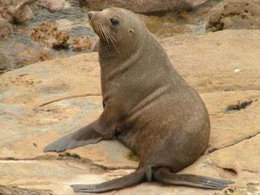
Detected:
[
  {"left": 207, "top": 0, "right": 260, "bottom": 31},
  {"left": 83, "top": 0, "right": 208, "bottom": 14},
  {"left": 0, "top": 52, "right": 12, "bottom": 74},
  {"left": 0, "top": 0, "right": 34, "bottom": 24},
  {"left": 37, "top": 0, "right": 66, "bottom": 12},
  {"left": 0, "top": 18, "right": 13, "bottom": 38}
]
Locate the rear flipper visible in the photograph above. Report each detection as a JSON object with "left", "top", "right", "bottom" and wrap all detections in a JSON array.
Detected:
[
  {"left": 153, "top": 167, "right": 233, "bottom": 190},
  {"left": 44, "top": 120, "right": 109, "bottom": 153},
  {"left": 71, "top": 169, "right": 145, "bottom": 193},
  {"left": 70, "top": 166, "right": 233, "bottom": 193}
]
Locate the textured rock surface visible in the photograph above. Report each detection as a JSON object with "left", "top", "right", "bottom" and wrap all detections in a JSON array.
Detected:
[
  {"left": 0, "top": 0, "right": 34, "bottom": 24},
  {"left": 31, "top": 21, "right": 70, "bottom": 49},
  {"left": 83, "top": 0, "right": 208, "bottom": 14},
  {"left": 72, "top": 36, "right": 93, "bottom": 52},
  {"left": 0, "top": 53, "right": 12, "bottom": 74},
  {"left": 0, "top": 18, "right": 13, "bottom": 38},
  {"left": 0, "top": 185, "right": 52, "bottom": 195},
  {"left": 37, "top": 0, "right": 66, "bottom": 12},
  {"left": 207, "top": 0, "right": 260, "bottom": 31},
  {"left": 0, "top": 30, "right": 259, "bottom": 194}
]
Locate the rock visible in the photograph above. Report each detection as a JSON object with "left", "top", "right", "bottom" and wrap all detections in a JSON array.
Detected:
[
  {"left": 210, "top": 135, "right": 260, "bottom": 179},
  {"left": 72, "top": 36, "right": 93, "bottom": 51},
  {"left": 0, "top": 0, "right": 34, "bottom": 24},
  {"left": 0, "top": 185, "right": 53, "bottom": 195},
  {"left": 206, "top": 0, "right": 260, "bottom": 31},
  {"left": 37, "top": 0, "right": 66, "bottom": 12},
  {"left": 0, "top": 30, "right": 259, "bottom": 194},
  {"left": 0, "top": 159, "right": 111, "bottom": 195},
  {"left": 13, "top": 4, "right": 34, "bottom": 24},
  {"left": 31, "top": 21, "right": 70, "bottom": 49},
  {"left": 0, "top": 18, "right": 13, "bottom": 38},
  {"left": 0, "top": 8, "right": 13, "bottom": 23},
  {"left": 139, "top": 14, "right": 199, "bottom": 36},
  {"left": 0, "top": 53, "right": 12, "bottom": 74},
  {"left": 83, "top": 0, "right": 208, "bottom": 14},
  {"left": 160, "top": 30, "right": 260, "bottom": 92},
  {"left": 201, "top": 91, "right": 260, "bottom": 153},
  {"left": 0, "top": 42, "right": 54, "bottom": 75}
]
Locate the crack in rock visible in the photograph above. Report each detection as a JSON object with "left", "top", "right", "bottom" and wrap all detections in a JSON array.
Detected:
[
  {"left": 225, "top": 99, "right": 255, "bottom": 113},
  {"left": 0, "top": 155, "right": 57, "bottom": 161},
  {"left": 90, "top": 162, "right": 136, "bottom": 172},
  {"left": 0, "top": 155, "right": 137, "bottom": 172},
  {"left": 206, "top": 131, "right": 260, "bottom": 154},
  {"left": 38, "top": 93, "right": 101, "bottom": 107},
  {"left": 209, "top": 156, "right": 258, "bottom": 177},
  {"left": 208, "top": 157, "right": 238, "bottom": 177},
  {"left": 241, "top": 169, "right": 259, "bottom": 174}
]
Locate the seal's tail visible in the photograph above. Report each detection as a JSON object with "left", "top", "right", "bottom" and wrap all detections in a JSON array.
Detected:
[
  {"left": 43, "top": 121, "right": 104, "bottom": 152},
  {"left": 153, "top": 167, "right": 233, "bottom": 190},
  {"left": 71, "top": 169, "right": 145, "bottom": 193}
]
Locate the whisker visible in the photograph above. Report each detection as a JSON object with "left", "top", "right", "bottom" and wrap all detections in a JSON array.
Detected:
[
  {"left": 97, "top": 21, "right": 105, "bottom": 40},
  {"left": 96, "top": 20, "right": 105, "bottom": 41},
  {"left": 93, "top": 19, "right": 120, "bottom": 53},
  {"left": 107, "top": 31, "right": 120, "bottom": 53},
  {"left": 94, "top": 25, "right": 100, "bottom": 38},
  {"left": 106, "top": 29, "right": 116, "bottom": 42},
  {"left": 99, "top": 22, "right": 110, "bottom": 44},
  {"left": 107, "top": 33, "right": 120, "bottom": 54}
]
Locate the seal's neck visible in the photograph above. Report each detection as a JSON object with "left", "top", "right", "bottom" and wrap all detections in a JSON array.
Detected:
[
  {"left": 99, "top": 34, "right": 146, "bottom": 80},
  {"left": 99, "top": 40, "right": 119, "bottom": 60}
]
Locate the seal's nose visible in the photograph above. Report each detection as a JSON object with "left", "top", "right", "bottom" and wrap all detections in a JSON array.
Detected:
[{"left": 88, "top": 11, "right": 94, "bottom": 20}]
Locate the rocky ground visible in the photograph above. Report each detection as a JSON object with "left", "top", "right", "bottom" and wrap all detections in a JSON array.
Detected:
[
  {"left": 0, "top": 0, "right": 240, "bottom": 74},
  {"left": 0, "top": 0, "right": 260, "bottom": 195},
  {"left": 0, "top": 29, "right": 259, "bottom": 194}
]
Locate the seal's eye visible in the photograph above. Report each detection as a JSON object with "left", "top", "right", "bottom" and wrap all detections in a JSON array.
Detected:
[{"left": 110, "top": 18, "right": 119, "bottom": 26}]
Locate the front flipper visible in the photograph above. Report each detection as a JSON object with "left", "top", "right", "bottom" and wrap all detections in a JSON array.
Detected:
[
  {"left": 153, "top": 167, "right": 233, "bottom": 190},
  {"left": 71, "top": 169, "right": 145, "bottom": 193},
  {"left": 44, "top": 121, "right": 107, "bottom": 153},
  {"left": 44, "top": 98, "right": 125, "bottom": 153}
]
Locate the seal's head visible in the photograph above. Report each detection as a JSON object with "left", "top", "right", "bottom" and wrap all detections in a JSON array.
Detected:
[{"left": 88, "top": 8, "right": 148, "bottom": 54}]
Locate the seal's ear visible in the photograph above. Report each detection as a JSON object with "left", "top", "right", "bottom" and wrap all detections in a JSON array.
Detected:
[{"left": 129, "top": 28, "right": 135, "bottom": 34}]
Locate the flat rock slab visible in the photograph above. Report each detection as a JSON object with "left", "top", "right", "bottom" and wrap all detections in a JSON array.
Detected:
[
  {"left": 161, "top": 30, "right": 260, "bottom": 92},
  {"left": 0, "top": 30, "right": 259, "bottom": 194},
  {"left": 0, "top": 159, "right": 132, "bottom": 195}
]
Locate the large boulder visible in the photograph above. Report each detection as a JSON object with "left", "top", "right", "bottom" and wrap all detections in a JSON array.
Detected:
[
  {"left": 0, "top": 0, "right": 34, "bottom": 24},
  {"left": 83, "top": 0, "right": 208, "bottom": 14},
  {"left": 207, "top": 0, "right": 260, "bottom": 31},
  {"left": 0, "top": 30, "right": 259, "bottom": 194}
]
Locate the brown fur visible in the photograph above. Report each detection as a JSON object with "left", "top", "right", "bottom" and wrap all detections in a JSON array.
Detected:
[{"left": 44, "top": 8, "right": 232, "bottom": 193}]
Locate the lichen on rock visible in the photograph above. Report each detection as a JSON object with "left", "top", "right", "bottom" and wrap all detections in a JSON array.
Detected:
[
  {"left": 207, "top": 0, "right": 260, "bottom": 31},
  {"left": 31, "top": 21, "right": 70, "bottom": 49}
]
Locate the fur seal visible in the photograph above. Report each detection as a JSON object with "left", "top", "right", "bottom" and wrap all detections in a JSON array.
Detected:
[{"left": 44, "top": 7, "right": 233, "bottom": 193}]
